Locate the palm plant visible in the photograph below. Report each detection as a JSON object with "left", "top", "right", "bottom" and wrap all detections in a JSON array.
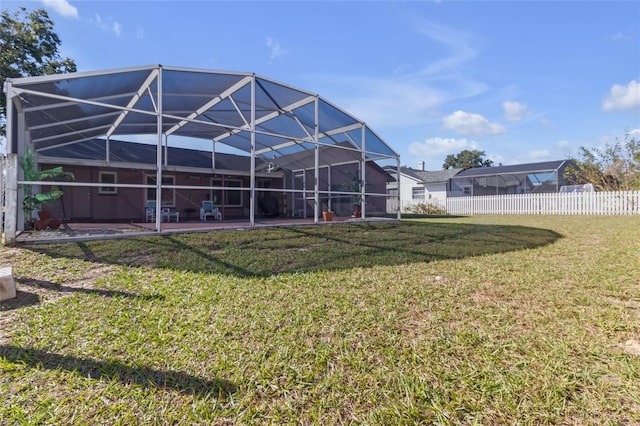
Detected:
[{"left": 21, "top": 147, "right": 74, "bottom": 224}]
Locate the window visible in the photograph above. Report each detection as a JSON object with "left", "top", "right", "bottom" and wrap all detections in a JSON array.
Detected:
[
  {"left": 462, "top": 186, "right": 472, "bottom": 196},
  {"left": 146, "top": 175, "right": 175, "bottom": 207},
  {"left": 211, "top": 178, "right": 243, "bottom": 207},
  {"left": 99, "top": 172, "right": 117, "bottom": 194},
  {"left": 412, "top": 187, "right": 425, "bottom": 200}
]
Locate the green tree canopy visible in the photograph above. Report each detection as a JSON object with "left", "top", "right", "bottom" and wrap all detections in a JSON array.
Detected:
[
  {"left": 0, "top": 7, "right": 77, "bottom": 145},
  {"left": 564, "top": 131, "right": 640, "bottom": 191},
  {"left": 442, "top": 149, "right": 494, "bottom": 170}
]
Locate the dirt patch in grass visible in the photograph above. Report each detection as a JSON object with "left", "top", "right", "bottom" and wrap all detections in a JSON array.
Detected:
[{"left": 620, "top": 339, "right": 640, "bottom": 356}]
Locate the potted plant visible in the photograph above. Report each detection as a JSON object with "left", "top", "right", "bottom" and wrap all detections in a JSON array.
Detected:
[
  {"left": 21, "top": 147, "right": 75, "bottom": 230},
  {"left": 347, "top": 172, "right": 363, "bottom": 218}
]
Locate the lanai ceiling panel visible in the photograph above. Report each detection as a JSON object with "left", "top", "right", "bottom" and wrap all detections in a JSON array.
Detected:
[
  {"left": 317, "top": 98, "right": 358, "bottom": 135},
  {"left": 363, "top": 127, "right": 395, "bottom": 158},
  {"left": 255, "top": 113, "right": 311, "bottom": 140}
]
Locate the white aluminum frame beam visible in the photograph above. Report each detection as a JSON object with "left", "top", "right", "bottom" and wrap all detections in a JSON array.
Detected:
[
  {"left": 107, "top": 68, "right": 160, "bottom": 138},
  {"left": 164, "top": 75, "right": 252, "bottom": 136},
  {"left": 213, "top": 94, "right": 316, "bottom": 143}
]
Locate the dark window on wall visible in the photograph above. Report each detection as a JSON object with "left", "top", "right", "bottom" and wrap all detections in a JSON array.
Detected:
[
  {"left": 412, "top": 187, "right": 425, "bottom": 200},
  {"left": 211, "top": 178, "right": 243, "bottom": 207},
  {"left": 99, "top": 172, "right": 117, "bottom": 194},
  {"left": 146, "top": 175, "right": 175, "bottom": 207}
]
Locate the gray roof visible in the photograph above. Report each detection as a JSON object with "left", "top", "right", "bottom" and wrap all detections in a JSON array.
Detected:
[
  {"left": 388, "top": 166, "right": 462, "bottom": 183},
  {"left": 453, "top": 160, "right": 569, "bottom": 178},
  {"left": 40, "top": 138, "right": 262, "bottom": 171},
  {"left": 413, "top": 168, "right": 463, "bottom": 183}
]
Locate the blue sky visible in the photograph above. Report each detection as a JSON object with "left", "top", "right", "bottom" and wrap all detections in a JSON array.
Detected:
[{"left": 5, "top": 0, "right": 640, "bottom": 169}]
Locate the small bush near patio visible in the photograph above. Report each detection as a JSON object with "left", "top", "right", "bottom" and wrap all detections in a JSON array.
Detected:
[
  {"left": 1, "top": 216, "right": 639, "bottom": 424},
  {"left": 405, "top": 202, "right": 448, "bottom": 215}
]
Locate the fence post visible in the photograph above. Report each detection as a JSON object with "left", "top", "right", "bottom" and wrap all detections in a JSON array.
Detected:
[
  {"left": 3, "top": 154, "right": 17, "bottom": 244},
  {"left": 0, "top": 156, "right": 4, "bottom": 239}
]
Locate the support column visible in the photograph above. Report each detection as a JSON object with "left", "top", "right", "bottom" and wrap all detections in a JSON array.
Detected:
[
  {"left": 361, "top": 125, "right": 366, "bottom": 219},
  {"left": 155, "top": 65, "right": 163, "bottom": 232},
  {"left": 396, "top": 157, "right": 402, "bottom": 220},
  {"left": 250, "top": 75, "right": 256, "bottom": 227},
  {"left": 313, "top": 96, "right": 319, "bottom": 224}
]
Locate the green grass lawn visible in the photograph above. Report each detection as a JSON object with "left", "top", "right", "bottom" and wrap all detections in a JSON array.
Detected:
[{"left": 1, "top": 215, "right": 639, "bottom": 424}]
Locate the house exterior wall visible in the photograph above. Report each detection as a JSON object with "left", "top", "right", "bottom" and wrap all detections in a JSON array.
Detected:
[
  {"left": 41, "top": 166, "right": 150, "bottom": 222},
  {"left": 38, "top": 163, "right": 286, "bottom": 222},
  {"left": 294, "top": 163, "right": 390, "bottom": 218},
  {"left": 424, "top": 182, "right": 448, "bottom": 207},
  {"left": 397, "top": 172, "right": 423, "bottom": 209},
  {"left": 37, "top": 160, "right": 388, "bottom": 222},
  {"left": 364, "top": 164, "right": 390, "bottom": 216},
  {"left": 385, "top": 170, "right": 448, "bottom": 212}
]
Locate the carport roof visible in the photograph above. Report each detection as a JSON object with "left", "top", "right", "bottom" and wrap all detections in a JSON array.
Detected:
[{"left": 4, "top": 65, "right": 398, "bottom": 165}]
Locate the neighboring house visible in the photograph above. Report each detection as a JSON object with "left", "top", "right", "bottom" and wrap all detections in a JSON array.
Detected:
[
  {"left": 385, "top": 165, "right": 462, "bottom": 212},
  {"left": 385, "top": 159, "right": 577, "bottom": 213},
  {"left": 448, "top": 160, "right": 575, "bottom": 197}
]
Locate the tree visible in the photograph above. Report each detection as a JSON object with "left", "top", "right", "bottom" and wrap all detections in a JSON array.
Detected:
[
  {"left": 0, "top": 7, "right": 77, "bottom": 148},
  {"left": 442, "top": 149, "right": 494, "bottom": 170},
  {"left": 564, "top": 131, "right": 640, "bottom": 191}
]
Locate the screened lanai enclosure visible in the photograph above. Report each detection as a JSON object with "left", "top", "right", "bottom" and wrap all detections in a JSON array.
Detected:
[{"left": 2, "top": 65, "right": 400, "bottom": 242}]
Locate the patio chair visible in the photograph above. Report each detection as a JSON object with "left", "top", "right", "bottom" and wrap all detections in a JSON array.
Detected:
[
  {"left": 161, "top": 207, "right": 180, "bottom": 222},
  {"left": 145, "top": 201, "right": 156, "bottom": 222},
  {"left": 200, "top": 200, "right": 222, "bottom": 221}
]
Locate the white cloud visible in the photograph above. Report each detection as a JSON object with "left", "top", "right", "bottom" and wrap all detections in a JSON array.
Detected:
[
  {"left": 303, "top": 18, "right": 486, "bottom": 130},
  {"left": 503, "top": 101, "right": 527, "bottom": 121},
  {"left": 611, "top": 33, "right": 632, "bottom": 42},
  {"left": 338, "top": 78, "right": 444, "bottom": 127},
  {"left": 90, "top": 14, "right": 122, "bottom": 37},
  {"left": 41, "top": 0, "right": 78, "bottom": 18},
  {"left": 528, "top": 149, "right": 551, "bottom": 160},
  {"left": 539, "top": 116, "right": 554, "bottom": 128},
  {"left": 411, "top": 19, "right": 478, "bottom": 78},
  {"left": 443, "top": 110, "right": 506, "bottom": 136},
  {"left": 603, "top": 80, "right": 640, "bottom": 111},
  {"left": 330, "top": 73, "right": 487, "bottom": 129},
  {"left": 112, "top": 21, "right": 121, "bottom": 37},
  {"left": 629, "top": 129, "right": 640, "bottom": 139},
  {"left": 266, "top": 37, "right": 288, "bottom": 61},
  {"left": 408, "top": 137, "right": 479, "bottom": 158}
]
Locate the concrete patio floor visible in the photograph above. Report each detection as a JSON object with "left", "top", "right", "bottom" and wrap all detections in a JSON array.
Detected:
[{"left": 14, "top": 215, "right": 395, "bottom": 244}]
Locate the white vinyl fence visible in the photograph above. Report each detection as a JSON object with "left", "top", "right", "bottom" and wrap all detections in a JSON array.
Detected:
[{"left": 445, "top": 191, "right": 640, "bottom": 215}]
